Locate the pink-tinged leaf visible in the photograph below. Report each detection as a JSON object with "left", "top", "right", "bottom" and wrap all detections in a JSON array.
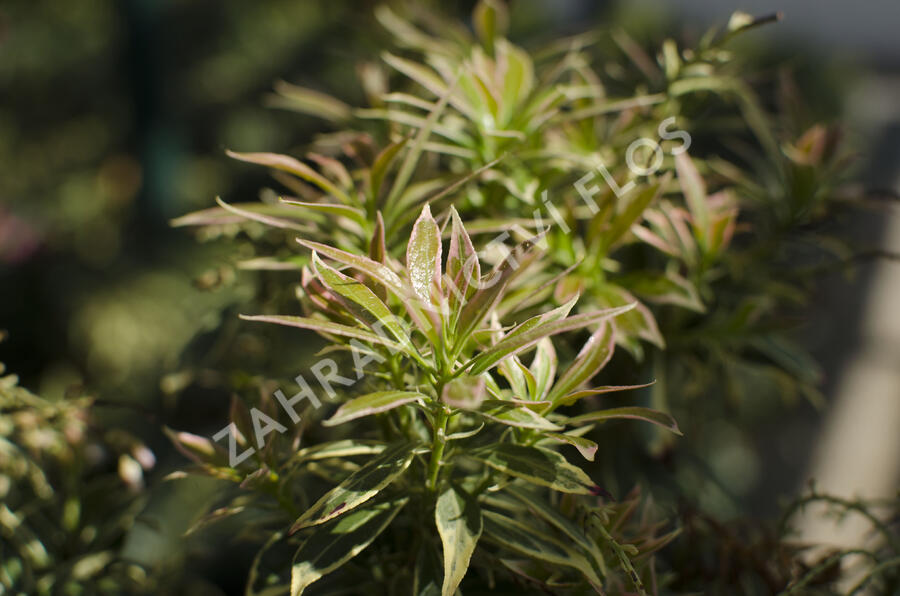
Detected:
[
  {"left": 455, "top": 234, "right": 541, "bottom": 341},
  {"left": 369, "top": 212, "right": 387, "bottom": 264},
  {"left": 298, "top": 266, "right": 353, "bottom": 321},
  {"left": 171, "top": 203, "right": 316, "bottom": 229},
  {"left": 674, "top": 152, "right": 709, "bottom": 250},
  {"left": 445, "top": 206, "right": 480, "bottom": 315},
  {"left": 290, "top": 442, "right": 416, "bottom": 532},
  {"left": 227, "top": 150, "right": 353, "bottom": 205},
  {"left": 279, "top": 198, "right": 366, "bottom": 225},
  {"left": 307, "top": 152, "right": 353, "bottom": 190},
  {"left": 468, "top": 444, "right": 594, "bottom": 494},
  {"left": 406, "top": 204, "right": 442, "bottom": 306},
  {"left": 367, "top": 212, "right": 389, "bottom": 300},
  {"left": 555, "top": 381, "right": 657, "bottom": 406},
  {"left": 468, "top": 303, "right": 635, "bottom": 376},
  {"left": 239, "top": 314, "right": 402, "bottom": 351},
  {"left": 545, "top": 433, "right": 598, "bottom": 461},
  {"left": 503, "top": 295, "right": 579, "bottom": 343},
  {"left": 483, "top": 397, "right": 551, "bottom": 407},
  {"left": 310, "top": 253, "right": 420, "bottom": 362},
  {"left": 567, "top": 407, "right": 682, "bottom": 435},
  {"left": 297, "top": 239, "right": 406, "bottom": 298},
  {"left": 476, "top": 402, "right": 563, "bottom": 431},
  {"left": 323, "top": 391, "right": 426, "bottom": 426},
  {"left": 631, "top": 224, "right": 679, "bottom": 258},
  {"left": 212, "top": 197, "right": 310, "bottom": 231},
  {"left": 547, "top": 322, "right": 614, "bottom": 406}
]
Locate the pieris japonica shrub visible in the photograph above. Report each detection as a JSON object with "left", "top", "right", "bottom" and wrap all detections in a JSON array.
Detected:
[{"left": 168, "top": 2, "right": 872, "bottom": 594}]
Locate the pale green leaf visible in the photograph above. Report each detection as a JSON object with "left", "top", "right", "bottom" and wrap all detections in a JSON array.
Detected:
[
  {"left": 310, "top": 252, "right": 420, "bottom": 360},
  {"left": 290, "top": 496, "right": 408, "bottom": 596},
  {"left": 295, "top": 440, "right": 386, "bottom": 462},
  {"left": 567, "top": 407, "right": 682, "bottom": 435},
  {"left": 674, "top": 152, "right": 709, "bottom": 249},
  {"left": 297, "top": 239, "right": 406, "bottom": 299},
  {"left": 268, "top": 80, "right": 352, "bottom": 122},
  {"left": 323, "top": 391, "right": 426, "bottom": 427},
  {"left": 280, "top": 198, "right": 366, "bottom": 226},
  {"left": 291, "top": 441, "right": 416, "bottom": 531},
  {"left": 481, "top": 510, "right": 603, "bottom": 587},
  {"left": 468, "top": 303, "right": 635, "bottom": 375},
  {"left": 546, "top": 323, "right": 614, "bottom": 406},
  {"left": 407, "top": 205, "right": 442, "bottom": 306},
  {"left": 476, "top": 402, "right": 563, "bottom": 431},
  {"left": 544, "top": 433, "right": 599, "bottom": 461},
  {"left": 468, "top": 444, "right": 596, "bottom": 494},
  {"left": 436, "top": 486, "right": 482, "bottom": 596},
  {"left": 226, "top": 151, "right": 353, "bottom": 206},
  {"left": 239, "top": 314, "right": 402, "bottom": 351}
]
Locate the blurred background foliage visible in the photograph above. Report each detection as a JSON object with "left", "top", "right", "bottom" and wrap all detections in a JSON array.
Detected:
[{"left": 1, "top": 0, "right": 897, "bottom": 594}]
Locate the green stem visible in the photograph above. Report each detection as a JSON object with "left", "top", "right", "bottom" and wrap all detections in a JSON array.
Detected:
[{"left": 426, "top": 407, "right": 449, "bottom": 492}]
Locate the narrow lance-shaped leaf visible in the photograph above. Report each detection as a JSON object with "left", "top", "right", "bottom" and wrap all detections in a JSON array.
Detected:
[
  {"left": 436, "top": 486, "right": 482, "bottom": 596},
  {"left": 407, "top": 205, "right": 442, "bottom": 306},
  {"left": 297, "top": 239, "right": 406, "bottom": 299},
  {"left": 369, "top": 211, "right": 387, "bottom": 264},
  {"left": 267, "top": 80, "right": 352, "bottom": 123},
  {"left": 171, "top": 201, "right": 317, "bottom": 229},
  {"left": 567, "top": 407, "right": 682, "bottom": 435},
  {"left": 310, "top": 252, "right": 421, "bottom": 361},
  {"left": 295, "top": 440, "right": 386, "bottom": 462},
  {"left": 239, "top": 314, "right": 402, "bottom": 352},
  {"left": 370, "top": 138, "right": 409, "bottom": 205},
  {"left": 227, "top": 151, "right": 353, "bottom": 206},
  {"left": 213, "top": 197, "right": 309, "bottom": 232},
  {"left": 445, "top": 206, "right": 480, "bottom": 317},
  {"left": 675, "top": 152, "right": 709, "bottom": 250},
  {"left": 507, "top": 486, "right": 606, "bottom": 574},
  {"left": 476, "top": 402, "right": 563, "bottom": 431},
  {"left": 468, "top": 303, "right": 635, "bottom": 376},
  {"left": 468, "top": 443, "right": 597, "bottom": 494},
  {"left": 279, "top": 198, "right": 366, "bottom": 226},
  {"left": 530, "top": 338, "right": 557, "bottom": 401},
  {"left": 323, "top": 391, "right": 426, "bottom": 427},
  {"left": 455, "top": 235, "right": 541, "bottom": 343},
  {"left": 555, "top": 381, "right": 656, "bottom": 407},
  {"left": 603, "top": 178, "right": 665, "bottom": 250},
  {"left": 164, "top": 427, "right": 227, "bottom": 467},
  {"left": 481, "top": 510, "right": 604, "bottom": 587},
  {"left": 291, "top": 441, "right": 416, "bottom": 532},
  {"left": 622, "top": 270, "right": 705, "bottom": 313},
  {"left": 546, "top": 322, "right": 615, "bottom": 406},
  {"left": 290, "top": 496, "right": 408, "bottom": 596},
  {"left": 368, "top": 212, "right": 388, "bottom": 301},
  {"left": 545, "top": 433, "right": 599, "bottom": 461},
  {"left": 404, "top": 205, "right": 444, "bottom": 345}
]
